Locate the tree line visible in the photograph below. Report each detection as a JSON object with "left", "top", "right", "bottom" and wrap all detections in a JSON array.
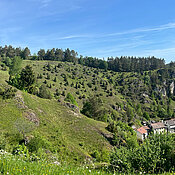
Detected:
[{"left": 0, "top": 45, "right": 166, "bottom": 72}]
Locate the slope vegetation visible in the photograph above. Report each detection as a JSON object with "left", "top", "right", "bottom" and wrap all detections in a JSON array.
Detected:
[{"left": 0, "top": 70, "right": 112, "bottom": 163}]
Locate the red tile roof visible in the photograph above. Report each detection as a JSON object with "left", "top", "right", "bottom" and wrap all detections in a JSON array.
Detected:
[
  {"left": 142, "top": 126, "right": 150, "bottom": 130},
  {"left": 137, "top": 126, "right": 149, "bottom": 134}
]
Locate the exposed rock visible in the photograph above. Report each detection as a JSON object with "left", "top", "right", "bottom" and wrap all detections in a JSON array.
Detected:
[
  {"left": 64, "top": 102, "right": 80, "bottom": 113},
  {"left": 15, "top": 92, "right": 28, "bottom": 109},
  {"left": 155, "top": 86, "right": 167, "bottom": 97},
  {"left": 23, "top": 110, "right": 39, "bottom": 126},
  {"left": 68, "top": 110, "right": 82, "bottom": 118},
  {"left": 162, "top": 87, "right": 167, "bottom": 97},
  {"left": 142, "top": 93, "right": 149, "bottom": 98},
  {"left": 170, "top": 81, "right": 174, "bottom": 95}
]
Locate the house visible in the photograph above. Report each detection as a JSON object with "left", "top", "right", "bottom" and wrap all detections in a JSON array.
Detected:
[
  {"left": 164, "top": 119, "right": 175, "bottom": 133},
  {"left": 137, "top": 126, "right": 150, "bottom": 140},
  {"left": 150, "top": 122, "right": 166, "bottom": 134}
]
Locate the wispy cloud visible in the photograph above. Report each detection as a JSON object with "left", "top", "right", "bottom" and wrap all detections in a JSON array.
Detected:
[
  {"left": 89, "top": 39, "right": 153, "bottom": 56},
  {"left": 54, "top": 34, "right": 92, "bottom": 40},
  {"left": 40, "top": 0, "right": 52, "bottom": 8},
  {"left": 145, "top": 47, "right": 175, "bottom": 56},
  {"left": 105, "top": 22, "right": 175, "bottom": 37}
]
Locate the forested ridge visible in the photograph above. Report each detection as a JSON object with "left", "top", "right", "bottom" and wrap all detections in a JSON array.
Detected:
[{"left": 1, "top": 45, "right": 173, "bottom": 72}]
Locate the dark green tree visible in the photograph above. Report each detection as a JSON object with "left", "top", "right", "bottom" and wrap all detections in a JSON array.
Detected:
[
  {"left": 20, "top": 65, "right": 36, "bottom": 90},
  {"left": 21, "top": 47, "right": 30, "bottom": 59}
]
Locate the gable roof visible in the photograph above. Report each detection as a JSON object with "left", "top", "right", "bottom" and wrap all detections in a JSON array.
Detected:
[
  {"left": 165, "top": 119, "right": 175, "bottom": 126},
  {"left": 151, "top": 122, "right": 165, "bottom": 129},
  {"left": 137, "top": 126, "right": 149, "bottom": 134},
  {"left": 142, "top": 126, "right": 150, "bottom": 130}
]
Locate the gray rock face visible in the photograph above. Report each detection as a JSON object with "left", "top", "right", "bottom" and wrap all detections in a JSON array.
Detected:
[
  {"left": 170, "top": 81, "right": 174, "bottom": 95},
  {"left": 23, "top": 110, "right": 39, "bottom": 126},
  {"left": 162, "top": 87, "right": 167, "bottom": 97},
  {"left": 155, "top": 86, "right": 167, "bottom": 96},
  {"left": 64, "top": 102, "right": 80, "bottom": 113}
]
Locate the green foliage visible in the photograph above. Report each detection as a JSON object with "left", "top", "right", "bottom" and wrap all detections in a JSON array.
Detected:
[
  {"left": 107, "top": 121, "right": 137, "bottom": 148},
  {"left": 9, "top": 56, "right": 22, "bottom": 76},
  {"left": 110, "top": 146, "right": 132, "bottom": 173},
  {"left": 27, "top": 133, "right": 52, "bottom": 153},
  {"left": 0, "top": 86, "right": 17, "bottom": 99},
  {"left": 38, "top": 84, "right": 52, "bottom": 99},
  {"left": 20, "top": 65, "right": 36, "bottom": 90},
  {"left": 0, "top": 152, "right": 111, "bottom": 175},
  {"left": 81, "top": 96, "right": 107, "bottom": 122},
  {"left": 13, "top": 144, "right": 30, "bottom": 160},
  {"left": 91, "top": 149, "right": 110, "bottom": 162},
  {"left": 0, "top": 133, "right": 7, "bottom": 150},
  {"left": 65, "top": 92, "right": 78, "bottom": 106},
  {"left": 21, "top": 47, "right": 31, "bottom": 59},
  {"left": 14, "top": 119, "right": 36, "bottom": 139},
  {"left": 143, "top": 111, "right": 150, "bottom": 120},
  {"left": 9, "top": 65, "right": 36, "bottom": 92},
  {"left": 126, "top": 105, "right": 134, "bottom": 122},
  {"left": 110, "top": 133, "right": 175, "bottom": 173}
]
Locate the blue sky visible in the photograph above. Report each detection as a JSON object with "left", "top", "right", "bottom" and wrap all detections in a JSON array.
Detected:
[{"left": 0, "top": 0, "right": 175, "bottom": 63}]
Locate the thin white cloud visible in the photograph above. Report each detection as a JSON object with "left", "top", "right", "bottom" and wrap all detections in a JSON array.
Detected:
[
  {"left": 91, "top": 40, "right": 153, "bottom": 55},
  {"left": 54, "top": 34, "right": 92, "bottom": 40},
  {"left": 28, "top": 0, "right": 52, "bottom": 8},
  {"left": 105, "top": 22, "right": 175, "bottom": 37},
  {"left": 40, "top": 0, "right": 52, "bottom": 8},
  {"left": 145, "top": 47, "right": 175, "bottom": 56}
]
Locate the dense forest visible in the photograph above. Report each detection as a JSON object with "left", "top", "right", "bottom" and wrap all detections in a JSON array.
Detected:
[{"left": 0, "top": 45, "right": 169, "bottom": 72}]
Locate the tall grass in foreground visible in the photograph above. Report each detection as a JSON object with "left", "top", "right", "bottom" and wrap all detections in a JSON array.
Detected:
[{"left": 0, "top": 150, "right": 112, "bottom": 175}]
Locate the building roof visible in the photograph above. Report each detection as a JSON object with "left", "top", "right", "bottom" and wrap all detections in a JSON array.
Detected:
[
  {"left": 151, "top": 122, "right": 165, "bottom": 129},
  {"left": 142, "top": 126, "right": 150, "bottom": 130},
  {"left": 165, "top": 119, "right": 175, "bottom": 126},
  {"left": 137, "top": 126, "right": 149, "bottom": 134}
]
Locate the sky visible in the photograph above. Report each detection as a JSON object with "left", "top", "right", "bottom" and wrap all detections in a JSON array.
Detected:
[{"left": 0, "top": 0, "right": 175, "bottom": 63}]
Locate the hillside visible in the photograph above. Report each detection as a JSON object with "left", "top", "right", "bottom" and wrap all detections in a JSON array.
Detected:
[
  {"left": 0, "top": 69, "right": 112, "bottom": 164},
  {"left": 1, "top": 58, "right": 175, "bottom": 174},
  {"left": 22, "top": 60, "right": 175, "bottom": 123}
]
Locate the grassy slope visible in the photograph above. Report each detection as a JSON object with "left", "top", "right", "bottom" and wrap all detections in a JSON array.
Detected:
[
  {"left": 0, "top": 69, "right": 112, "bottom": 163},
  {"left": 21, "top": 60, "right": 175, "bottom": 123},
  {"left": 22, "top": 60, "right": 128, "bottom": 118}
]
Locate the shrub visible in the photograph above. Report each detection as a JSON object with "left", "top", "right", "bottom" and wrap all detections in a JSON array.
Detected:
[
  {"left": 110, "top": 133, "right": 175, "bottom": 173},
  {"left": 81, "top": 96, "right": 107, "bottom": 121},
  {"left": 0, "top": 87, "right": 17, "bottom": 99},
  {"left": 65, "top": 93, "right": 78, "bottom": 107},
  {"left": 38, "top": 85, "right": 52, "bottom": 99},
  {"left": 27, "top": 134, "right": 52, "bottom": 153}
]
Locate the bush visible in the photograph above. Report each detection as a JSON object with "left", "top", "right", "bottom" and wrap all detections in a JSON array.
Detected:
[
  {"left": 38, "top": 85, "right": 52, "bottom": 99},
  {"left": 27, "top": 134, "right": 52, "bottom": 153},
  {"left": 110, "top": 133, "right": 175, "bottom": 173},
  {"left": 65, "top": 93, "right": 78, "bottom": 107},
  {"left": 0, "top": 86, "right": 17, "bottom": 99},
  {"left": 81, "top": 96, "right": 107, "bottom": 121}
]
